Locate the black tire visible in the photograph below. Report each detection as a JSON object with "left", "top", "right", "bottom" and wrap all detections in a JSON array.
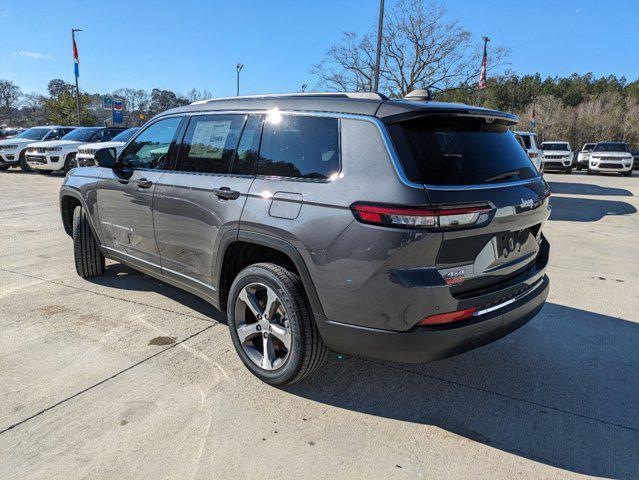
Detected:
[
  {"left": 576, "top": 164, "right": 583, "bottom": 171},
  {"left": 72, "top": 205, "right": 105, "bottom": 278},
  {"left": 565, "top": 168, "right": 572, "bottom": 174},
  {"left": 0, "top": 165, "right": 9, "bottom": 171},
  {"left": 36, "top": 170, "right": 52, "bottom": 175},
  {"left": 63, "top": 153, "right": 77, "bottom": 173},
  {"left": 19, "top": 152, "right": 32, "bottom": 172},
  {"left": 227, "top": 263, "right": 327, "bottom": 385},
  {"left": 587, "top": 169, "right": 594, "bottom": 175},
  {"left": 623, "top": 170, "right": 632, "bottom": 177}
]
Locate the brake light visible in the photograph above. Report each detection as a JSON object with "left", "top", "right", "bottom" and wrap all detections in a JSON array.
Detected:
[
  {"left": 351, "top": 203, "right": 492, "bottom": 229},
  {"left": 418, "top": 306, "right": 477, "bottom": 326}
]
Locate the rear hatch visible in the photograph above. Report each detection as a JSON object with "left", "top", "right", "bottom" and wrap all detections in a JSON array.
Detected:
[{"left": 386, "top": 113, "right": 550, "bottom": 294}]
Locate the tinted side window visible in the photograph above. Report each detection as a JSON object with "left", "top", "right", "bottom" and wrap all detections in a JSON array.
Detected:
[
  {"left": 177, "top": 115, "right": 244, "bottom": 174},
  {"left": 120, "top": 117, "right": 182, "bottom": 170},
  {"left": 103, "top": 129, "right": 123, "bottom": 141},
  {"left": 258, "top": 115, "right": 340, "bottom": 180},
  {"left": 231, "top": 114, "right": 262, "bottom": 175},
  {"left": 90, "top": 129, "right": 109, "bottom": 142},
  {"left": 49, "top": 129, "right": 66, "bottom": 140}
]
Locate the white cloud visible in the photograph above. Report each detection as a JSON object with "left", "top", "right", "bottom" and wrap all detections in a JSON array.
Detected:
[
  {"left": 9, "top": 50, "right": 55, "bottom": 61},
  {"left": 576, "top": 7, "right": 582, "bottom": 14}
]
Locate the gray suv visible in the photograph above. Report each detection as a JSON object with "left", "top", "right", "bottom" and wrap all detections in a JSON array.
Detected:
[{"left": 59, "top": 92, "right": 551, "bottom": 385}]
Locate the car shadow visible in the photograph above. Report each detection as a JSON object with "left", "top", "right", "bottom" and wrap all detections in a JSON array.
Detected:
[
  {"left": 86, "top": 262, "right": 225, "bottom": 323},
  {"left": 547, "top": 181, "right": 633, "bottom": 197},
  {"left": 549, "top": 196, "right": 636, "bottom": 221},
  {"left": 285, "top": 303, "right": 639, "bottom": 479}
]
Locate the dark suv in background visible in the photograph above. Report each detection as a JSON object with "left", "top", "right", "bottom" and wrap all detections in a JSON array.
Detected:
[{"left": 59, "top": 92, "right": 551, "bottom": 385}]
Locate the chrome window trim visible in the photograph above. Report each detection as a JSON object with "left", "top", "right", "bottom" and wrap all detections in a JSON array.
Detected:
[{"left": 152, "top": 109, "right": 540, "bottom": 190}]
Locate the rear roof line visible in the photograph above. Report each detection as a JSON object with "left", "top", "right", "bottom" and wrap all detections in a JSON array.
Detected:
[{"left": 191, "top": 92, "right": 389, "bottom": 105}]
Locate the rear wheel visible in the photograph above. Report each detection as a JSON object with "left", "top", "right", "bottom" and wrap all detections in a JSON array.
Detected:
[
  {"left": 18, "top": 152, "right": 32, "bottom": 172},
  {"left": 227, "top": 263, "right": 327, "bottom": 385},
  {"left": 72, "top": 205, "right": 105, "bottom": 278}
]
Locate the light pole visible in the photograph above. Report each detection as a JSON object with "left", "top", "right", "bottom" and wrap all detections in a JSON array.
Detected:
[
  {"left": 373, "top": 0, "right": 385, "bottom": 93},
  {"left": 236, "top": 63, "right": 244, "bottom": 96},
  {"left": 72, "top": 29, "right": 82, "bottom": 125}
]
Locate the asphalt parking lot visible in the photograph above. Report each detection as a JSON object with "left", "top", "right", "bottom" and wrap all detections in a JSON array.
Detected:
[{"left": 0, "top": 169, "right": 638, "bottom": 479}]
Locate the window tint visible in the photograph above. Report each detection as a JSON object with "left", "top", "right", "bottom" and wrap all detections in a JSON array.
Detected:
[
  {"left": 258, "top": 115, "right": 340, "bottom": 180},
  {"left": 388, "top": 117, "right": 538, "bottom": 185},
  {"left": 231, "top": 114, "right": 262, "bottom": 175},
  {"left": 47, "top": 129, "right": 66, "bottom": 140},
  {"left": 519, "top": 134, "right": 531, "bottom": 149},
  {"left": 593, "top": 142, "right": 628, "bottom": 152},
  {"left": 18, "top": 128, "right": 51, "bottom": 140},
  {"left": 177, "top": 115, "right": 244, "bottom": 174},
  {"left": 541, "top": 143, "right": 569, "bottom": 151},
  {"left": 120, "top": 117, "right": 182, "bottom": 170},
  {"left": 89, "top": 129, "right": 109, "bottom": 142}
]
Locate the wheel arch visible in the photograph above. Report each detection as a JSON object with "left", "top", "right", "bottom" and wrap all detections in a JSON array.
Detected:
[
  {"left": 59, "top": 187, "right": 101, "bottom": 243},
  {"left": 216, "top": 230, "right": 325, "bottom": 317}
]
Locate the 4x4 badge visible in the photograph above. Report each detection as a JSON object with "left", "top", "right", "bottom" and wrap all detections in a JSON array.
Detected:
[{"left": 444, "top": 269, "right": 465, "bottom": 285}]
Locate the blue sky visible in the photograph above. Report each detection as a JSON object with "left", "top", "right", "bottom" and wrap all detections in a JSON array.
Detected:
[{"left": 1, "top": 0, "right": 638, "bottom": 97}]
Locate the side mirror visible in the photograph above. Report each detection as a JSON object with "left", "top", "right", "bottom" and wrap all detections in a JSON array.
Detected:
[{"left": 95, "top": 147, "right": 117, "bottom": 168}]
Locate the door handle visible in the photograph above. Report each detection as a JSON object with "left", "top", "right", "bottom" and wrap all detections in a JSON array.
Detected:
[
  {"left": 136, "top": 178, "right": 153, "bottom": 189},
  {"left": 213, "top": 187, "right": 241, "bottom": 200}
]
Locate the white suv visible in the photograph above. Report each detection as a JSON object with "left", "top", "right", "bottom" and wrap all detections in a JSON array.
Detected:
[
  {"left": 0, "top": 126, "right": 75, "bottom": 172},
  {"left": 26, "top": 127, "right": 125, "bottom": 173},
  {"left": 76, "top": 127, "right": 139, "bottom": 167},
  {"left": 576, "top": 143, "right": 596, "bottom": 171},
  {"left": 514, "top": 131, "right": 543, "bottom": 172},
  {"left": 588, "top": 142, "right": 634, "bottom": 176},
  {"left": 540, "top": 141, "right": 573, "bottom": 174}
]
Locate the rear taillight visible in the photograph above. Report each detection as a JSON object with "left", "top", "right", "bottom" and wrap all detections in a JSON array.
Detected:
[
  {"left": 351, "top": 203, "right": 492, "bottom": 229},
  {"left": 418, "top": 307, "right": 477, "bottom": 326}
]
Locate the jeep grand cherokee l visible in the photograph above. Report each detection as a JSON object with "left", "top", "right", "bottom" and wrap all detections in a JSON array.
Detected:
[
  {"left": 587, "top": 142, "right": 634, "bottom": 176},
  {"left": 0, "top": 125, "right": 75, "bottom": 171},
  {"left": 59, "top": 92, "right": 551, "bottom": 385}
]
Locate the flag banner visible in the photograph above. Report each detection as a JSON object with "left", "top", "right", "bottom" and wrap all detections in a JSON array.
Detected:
[
  {"left": 479, "top": 41, "right": 488, "bottom": 89},
  {"left": 72, "top": 34, "right": 80, "bottom": 78}
]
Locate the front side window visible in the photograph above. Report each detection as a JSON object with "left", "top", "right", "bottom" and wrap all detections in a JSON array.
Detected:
[
  {"left": 388, "top": 117, "right": 538, "bottom": 185},
  {"left": 120, "top": 117, "right": 182, "bottom": 170},
  {"left": 177, "top": 115, "right": 244, "bottom": 174},
  {"left": 258, "top": 115, "right": 340, "bottom": 180}
]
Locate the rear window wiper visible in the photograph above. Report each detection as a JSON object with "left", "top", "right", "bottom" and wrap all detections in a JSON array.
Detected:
[{"left": 483, "top": 170, "right": 520, "bottom": 184}]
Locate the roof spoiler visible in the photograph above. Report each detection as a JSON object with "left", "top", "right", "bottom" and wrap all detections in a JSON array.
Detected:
[{"left": 383, "top": 107, "right": 519, "bottom": 126}]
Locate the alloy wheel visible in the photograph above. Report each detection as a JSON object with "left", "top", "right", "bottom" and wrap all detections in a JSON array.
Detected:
[{"left": 234, "top": 282, "right": 292, "bottom": 370}]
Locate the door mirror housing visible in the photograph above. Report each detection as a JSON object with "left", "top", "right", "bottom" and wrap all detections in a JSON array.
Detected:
[{"left": 95, "top": 147, "right": 117, "bottom": 168}]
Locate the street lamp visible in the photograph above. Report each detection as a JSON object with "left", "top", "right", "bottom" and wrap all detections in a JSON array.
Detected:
[{"left": 236, "top": 63, "right": 244, "bottom": 96}]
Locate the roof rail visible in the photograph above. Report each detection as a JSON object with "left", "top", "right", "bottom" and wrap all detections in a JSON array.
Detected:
[{"left": 191, "top": 91, "right": 388, "bottom": 105}]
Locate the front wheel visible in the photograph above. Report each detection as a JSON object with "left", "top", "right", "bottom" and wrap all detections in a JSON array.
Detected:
[
  {"left": 63, "top": 153, "right": 77, "bottom": 173},
  {"left": 72, "top": 206, "right": 105, "bottom": 278},
  {"left": 565, "top": 168, "right": 572, "bottom": 174},
  {"left": 623, "top": 170, "right": 632, "bottom": 177},
  {"left": 227, "top": 263, "right": 327, "bottom": 385},
  {"left": 18, "top": 152, "right": 32, "bottom": 172}
]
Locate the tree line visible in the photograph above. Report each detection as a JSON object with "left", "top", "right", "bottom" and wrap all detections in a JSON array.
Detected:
[{"left": 0, "top": 78, "right": 212, "bottom": 128}]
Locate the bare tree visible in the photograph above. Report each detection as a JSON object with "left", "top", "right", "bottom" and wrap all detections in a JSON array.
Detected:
[
  {"left": 0, "top": 79, "right": 22, "bottom": 125},
  {"left": 186, "top": 88, "right": 213, "bottom": 102},
  {"left": 311, "top": 0, "right": 509, "bottom": 97},
  {"left": 112, "top": 88, "right": 150, "bottom": 113}
]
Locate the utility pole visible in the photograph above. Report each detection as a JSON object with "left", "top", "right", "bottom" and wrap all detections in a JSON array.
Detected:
[
  {"left": 236, "top": 63, "right": 244, "bottom": 96},
  {"left": 373, "top": 0, "right": 385, "bottom": 93},
  {"left": 72, "top": 29, "right": 82, "bottom": 125}
]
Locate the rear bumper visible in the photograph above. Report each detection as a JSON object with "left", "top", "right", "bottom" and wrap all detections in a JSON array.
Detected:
[{"left": 316, "top": 274, "right": 549, "bottom": 363}]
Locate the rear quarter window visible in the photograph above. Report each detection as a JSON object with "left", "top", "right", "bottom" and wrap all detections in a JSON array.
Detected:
[
  {"left": 258, "top": 115, "right": 340, "bottom": 180},
  {"left": 388, "top": 117, "right": 539, "bottom": 186}
]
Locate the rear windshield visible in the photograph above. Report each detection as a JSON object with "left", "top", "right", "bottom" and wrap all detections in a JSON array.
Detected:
[
  {"left": 388, "top": 117, "right": 538, "bottom": 185},
  {"left": 593, "top": 143, "right": 628, "bottom": 152},
  {"left": 541, "top": 143, "right": 569, "bottom": 151},
  {"left": 519, "top": 134, "right": 532, "bottom": 149}
]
